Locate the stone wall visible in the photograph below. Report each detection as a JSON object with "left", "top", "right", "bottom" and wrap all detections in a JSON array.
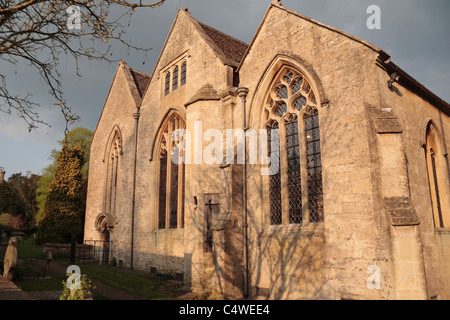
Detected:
[
  {"left": 84, "top": 3, "right": 449, "bottom": 300},
  {"left": 43, "top": 243, "right": 92, "bottom": 257}
]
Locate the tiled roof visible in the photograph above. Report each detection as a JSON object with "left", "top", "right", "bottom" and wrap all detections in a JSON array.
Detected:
[
  {"left": 197, "top": 21, "right": 249, "bottom": 64},
  {"left": 129, "top": 68, "right": 151, "bottom": 98}
]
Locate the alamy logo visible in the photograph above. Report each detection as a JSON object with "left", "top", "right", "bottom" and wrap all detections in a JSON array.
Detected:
[
  {"left": 366, "top": 5, "right": 381, "bottom": 30},
  {"left": 169, "top": 121, "right": 280, "bottom": 176},
  {"left": 66, "top": 265, "right": 81, "bottom": 290},
  {"left": 366, "top": 265, "right": 381, "bottom": 290},
  {"left": 66, "top": 5, "right": 81, "bottom": 30}
]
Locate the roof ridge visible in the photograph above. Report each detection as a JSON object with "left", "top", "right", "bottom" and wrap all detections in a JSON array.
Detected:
[
  {"left": 129, "top": 67, "right": 151, "bottom": 77},
  {"left": 197, "top": 21, "right": 249, "bottom": 47},
  {"left": 194, "top": 20, "right": 249, "bottom": 65},
  {"left": 129, "top": 67, "right": 151, "bottom": 98}
]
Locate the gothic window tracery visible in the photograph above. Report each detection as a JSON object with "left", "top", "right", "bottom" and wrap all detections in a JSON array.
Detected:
[
  {"left": 105, "top": 130, "right": 122, "bottom": 215},
  {"left": 158, "top": 112, "right": 186, "bottom": 229},
  {"left": 265, "top": 67, "right": 323, "bottom": 225},
  {"left": 425, "top": 122, "right": 450, "bottom": 228}
]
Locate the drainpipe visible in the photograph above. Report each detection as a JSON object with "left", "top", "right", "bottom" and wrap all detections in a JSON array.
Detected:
[
  {"left": 237, "top": 86, "right": 249, "bottom": 298},
  {"left": 130, "top": 110, "right": 140, "bottom": 269}
]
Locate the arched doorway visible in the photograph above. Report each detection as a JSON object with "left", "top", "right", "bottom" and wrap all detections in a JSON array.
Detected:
[{"left": 95, "top": 213, "right": 114, "bottom": 264}]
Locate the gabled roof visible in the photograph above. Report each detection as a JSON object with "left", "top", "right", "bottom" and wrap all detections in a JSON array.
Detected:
[
  {"left": 136, "top": 8, "right": 249, "bottom": 102},
  {"left": 237, "top": 1, "right": 384, "bottom": 72},
  {"left": 92, "top": 61, "right": 150, "bottom": 138},
  {"left": 196, "top": 21, "right": 248, "bottom": 65},
  {"left": 237, "top": 1, "right": 449, "bottom": 114},
  {"left": 129, "top": 68, "right": 151, "bottom": 98}
]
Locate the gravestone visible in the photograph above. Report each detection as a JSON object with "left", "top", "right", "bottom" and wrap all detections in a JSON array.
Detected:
[{"left": 3, "top": 237, "right": 18, "bottom": 281}]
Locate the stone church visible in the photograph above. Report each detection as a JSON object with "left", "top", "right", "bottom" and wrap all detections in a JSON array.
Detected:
[{"left": 84, "top": 1, "right": 450, "bottom": 299}]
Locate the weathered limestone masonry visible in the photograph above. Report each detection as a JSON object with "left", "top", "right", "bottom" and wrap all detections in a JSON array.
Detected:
[{"left": 84, "top": 1, "right": 450, "bottom": 300}]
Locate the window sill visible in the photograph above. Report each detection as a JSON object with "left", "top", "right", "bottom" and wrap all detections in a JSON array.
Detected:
[
  {"left": 153, "top": 227, "right": 184, "bottom": 234},
  {"left": 434, "top": 227, "right": 450, "bottom": 234}
]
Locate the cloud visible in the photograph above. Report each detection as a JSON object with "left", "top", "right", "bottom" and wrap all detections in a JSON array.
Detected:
[
  {"left": 0, "top": 106, "right": 66, "bottom": 143},
  {"left": 0, "top": 0, "right": 448, "bottom": 178}
]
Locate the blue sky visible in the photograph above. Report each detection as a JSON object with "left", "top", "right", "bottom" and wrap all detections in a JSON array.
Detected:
[{"left": 0, "top": 0, "right": 449, "bottom": 179}]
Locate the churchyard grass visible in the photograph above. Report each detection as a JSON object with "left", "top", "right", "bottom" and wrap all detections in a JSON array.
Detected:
[
  {"left": 3, "top": 235, "right": 183, "bottom": 299},
  {"left": 77, "top": 264, "right": 174, "bottom": 299}
]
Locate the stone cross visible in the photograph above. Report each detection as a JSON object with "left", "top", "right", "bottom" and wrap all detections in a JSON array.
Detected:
[{"left": 3, "top": 237, "right": 18, "bottom": 281}]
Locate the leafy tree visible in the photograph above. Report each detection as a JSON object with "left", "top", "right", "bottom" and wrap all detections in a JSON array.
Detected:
[
  {"left": 36, "top": 144, "right": 85, "bottom": 244},
  {"left": 35, "top": 127, "right": 93, "bottom": 224},
  {"left": 0, "top": 0, "right": 165, "bottom": 131},
  {"left": 0, "top": 172, "right": 40, "bottom": 231},
  {"left": 0, "top": 213, "right": 25, "bottom": 232},
  {"left": 35, "top": 162, "right": 56, "bottom": 224},
  {"left": 60, "top": 127, "right": 93, "bottom": 178}
]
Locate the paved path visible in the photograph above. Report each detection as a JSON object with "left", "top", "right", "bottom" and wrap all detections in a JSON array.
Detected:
[{"left": 0, "top": 276, "right": 32, "bottom": 300}]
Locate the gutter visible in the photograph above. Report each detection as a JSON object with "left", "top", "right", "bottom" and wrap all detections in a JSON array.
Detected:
[
  {"left": 376, "top": 51, "right": 450, "bottom": 116},
  {"left": 237, "top": 86, "right": 250, "bottom": 298},
  {"left": 130, "top": 109, "right": 140, "bottom": 269}
]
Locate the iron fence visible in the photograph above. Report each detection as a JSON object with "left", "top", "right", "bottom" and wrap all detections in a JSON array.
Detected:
[{"left": 78, "top": 240, "right": 112, "bottom": 265}]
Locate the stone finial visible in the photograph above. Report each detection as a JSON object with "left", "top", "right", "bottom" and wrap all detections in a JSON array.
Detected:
[
  {"left": 272, "top": 0, "right": 282, "bottom": 6},
  {"left": 0, "top": 170, "right": 5, "bottom": 183},
  {"left": 3, "top": 237, "right": 18, "bottom": 281}
]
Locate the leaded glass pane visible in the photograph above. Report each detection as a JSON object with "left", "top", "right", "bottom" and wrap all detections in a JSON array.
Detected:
[
  {"left": 169, "top": 158, "right": 179, "bottom": 229},
  {"left": 274, "top": 102, "right": 287, "bottom": 117},
  {"left": 268, "top": 123, "right": 282, "bottom": 225},
  {"left": 275, "top": 85, "right": 288, "bottom": 99},
  {"left": 285, "top": 119, "right": 302, "bottom": 224},
  {"left": 180, "top": 62, "right": 186, "bottom": 86},
  {"left": 181, "top": 162, "right": 185, "bottom": 228},
  {"left": 291, "top": 77, "right": 303, "bottom": 95},
  {"left": 284, "top": 71, "right": 294, "bottom": 84},
  {"left": 158, "top": 156, "right": 167, "bottom": 229},
  {"left": 293, "top": 96, "right": 307, "bottom": 111},
  {"left": 304, "top": 108, "right": 323, "bottom": 222},
  {"left": 164, "top": 72, "right": 170, "bottom": 96},
  {"left": 172, "top": 66, "right": 179, "bottom": 91}
]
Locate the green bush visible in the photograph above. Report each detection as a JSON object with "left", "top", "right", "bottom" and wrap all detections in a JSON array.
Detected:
[
  {"left": 60, "top": 273, "right": 95, "bottom": 300},
  {"left": 12, "top": 260, "right": 46, "bottom": 282}
]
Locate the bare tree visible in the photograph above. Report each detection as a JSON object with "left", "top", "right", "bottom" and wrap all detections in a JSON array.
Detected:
[{"left": 0, "top": 0, "right": 165, "bottom": 131}]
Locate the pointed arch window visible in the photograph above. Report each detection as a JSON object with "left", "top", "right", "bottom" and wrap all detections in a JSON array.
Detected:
[
  {"left": 425, "top": 122, "right": 450, "bottom": 228},
  {"left": 265, "top": 67, "right": 323, "bottom": 225},
  {"left": 158, "top": 113, "right": 186, "bottom": 229},
  {"left": 105, "top": 131, "right": 122, "bottom": 215},
  {"left": 165, "top": 72, "right": 171, "bottom": 96},
  {"left": 172, "top": 66, "right": 179, "bottom": 91},
  {"left": 180, "top": 61, "right": 187, "bottom": 87}
]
